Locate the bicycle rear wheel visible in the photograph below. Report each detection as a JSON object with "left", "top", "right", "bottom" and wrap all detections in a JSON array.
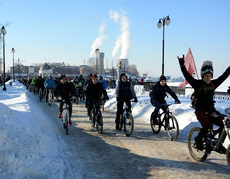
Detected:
[
  {"left": 188, "top": 127, "right": 208, "bottom": 162},
  {"left": 166, "top": 115, "right": 179, "bottom": 141},
  {"left": 124, "top": 114, "right": 134, "bottom": 137},
  {"left": 96, "top": 114, "right": 103, "bottom": 134},
  {"left": 150, "top": 112, "right": 161, "bottom": 134}
]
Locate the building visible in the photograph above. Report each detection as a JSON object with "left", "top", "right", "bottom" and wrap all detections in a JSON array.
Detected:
[{"left": 39, "top": 63, "right": 53, "bottom": 77}]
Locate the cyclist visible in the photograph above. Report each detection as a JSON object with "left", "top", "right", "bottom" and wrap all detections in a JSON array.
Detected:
[
  {"left": 31, "top": 76, "right": 37, "bottom": 93},
  {"left": 178, "top": 55, "right": 230, "bottom": 154},
  {"left": 115, "top": 73, "right": 138, "bottom": 130},
  {"left": 150, "top": 75, "right": 181, "bottom": 125},
  {"left": 44, "top": 74, "right": 56, "bottom": 102},
  {"left": 36, "top": 76, "right": 45, "bottom": 98},
  {"left": 54, "top": 75, "right": 77, "bottom": 126},
  {"left": 79, "top": 75, "right": 86, "bottom": 101},
  {"left": 98, "top": 76, "right": 108, "bottom": 90},
  {"left": 84, "top": 73, "right": 93, "bottom": 108},
  {"left": 86, "top": 73, "right": 109, "bottom": 118}
]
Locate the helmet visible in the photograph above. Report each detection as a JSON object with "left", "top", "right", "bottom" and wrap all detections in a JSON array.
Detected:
[{"left": 201, "top": 61, "right": 213, "bottom": 78}]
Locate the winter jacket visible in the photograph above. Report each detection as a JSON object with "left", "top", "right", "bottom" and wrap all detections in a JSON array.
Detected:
[
  {"left": 115, "top": 81, "right": 136, "bottom": 100},
  {"left": 86, "top": 82, "right": 108, "bottom": 100},
  {"left": 44, "top": 78, "right": 56, "bottom": 89},
  {"left": 151, "top": 82, "right": 178, "bottom": 104},
  {"left": 54, "top": 81, "right": 76, "bottom": 99},
  {"left": 180, "top": 65, "right": 230, "bottom": 112}
]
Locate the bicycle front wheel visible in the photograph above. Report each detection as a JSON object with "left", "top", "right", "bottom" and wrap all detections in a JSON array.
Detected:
[
  {"left": 48, "top": 95, "right": 52, "bottom": 106},
  {"left": 63, "top": 111, "right": 69, "bottom": 135},
  {"left": 96, "top": 115, "right": 103, "bottom": 134},
  {"left": 150, "top": 112, "right": 161, "bottom": 134},
  {"left": 118, "top": 114, "right": 123, "bottom": 131},
  {"left": 188, "top": 127, "right": 208, "bottom": 162},
  {"left": 39, "top": 89, "right": 42, "bottom": 102},
  {"left": 166, "top": 115, "right": 179, "bottom": 141},
  {"left": 124, "top": 114, "right": 134, "bottom": 137},
  {"left": 90, "top": 116, "right": 95, "bottom": 128},
  {"left": 226, "top": 144, "right": 230, "bottom": 170}
]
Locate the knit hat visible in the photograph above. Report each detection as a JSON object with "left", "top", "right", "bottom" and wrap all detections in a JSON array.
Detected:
[
  {"left": 60, "top": 75, "right": 66, "bottom": 80},
  {"left": 92, "top": 73, "right": 98, "bottom": 78},
  {"left": 201, "top": 61, "right": 213, "bottom": 78},
  {"left": 159, "top": 75, "right": 166, "bottom": 81},
  {"left": 120, "top": 73, "right": 127, "bottom": 81}
]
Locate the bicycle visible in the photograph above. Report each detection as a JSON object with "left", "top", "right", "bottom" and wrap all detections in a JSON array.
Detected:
[
  {"left": 150, "top": 103, "right": 179, "bottom": 141},
  {"left": 48, "top": 89, "right": 53, "bottom": 106},
  {"left": 188, "top": 107, "right": 230, "bottom": 170},
  {"left": 118, "top": 100, "right": 135, "bottom": 137},
  {"left": 90, "top": 99, "right": 105, "bottom": 134}
]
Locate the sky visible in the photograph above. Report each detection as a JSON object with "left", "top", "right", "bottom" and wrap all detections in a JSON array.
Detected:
[
  {"left": 0, "top": 0, "right": 230, "bottom": 78},
  {"left": 0, "top": 79, "right": 230, "bottom": 177}
]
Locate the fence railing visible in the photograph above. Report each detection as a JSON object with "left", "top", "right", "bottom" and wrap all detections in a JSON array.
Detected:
[{"left": 136, "top": 82, "right": 230, "bottom": 100}]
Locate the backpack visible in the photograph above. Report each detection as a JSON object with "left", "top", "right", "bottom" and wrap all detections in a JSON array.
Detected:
[{"left": 190, "top": 83, "right": 215, "bottom": 109}]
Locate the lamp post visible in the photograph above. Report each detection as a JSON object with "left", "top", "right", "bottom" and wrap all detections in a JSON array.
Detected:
[
  {"left": 18, "top": 58, "right": 20, "bottom": 78},
  {"left": 11, "top": 48, "right": 15, "bottom": 82},
  {"left": 95, "top": 48, "right": 99, "bottom": 74},
  {"left": 1, "top": 26, "right": 7, "bottom": 91},
  {"left": 157, "top": 15, "right": 171, "bottom": 75}
]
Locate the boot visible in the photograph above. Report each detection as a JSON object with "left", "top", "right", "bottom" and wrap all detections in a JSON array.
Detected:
[{"left": 57, "top": 112, "right": 62, "bottom": 118}]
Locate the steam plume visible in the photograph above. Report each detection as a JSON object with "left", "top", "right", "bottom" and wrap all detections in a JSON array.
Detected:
[
  {"left": 110, "top": 10, "right": 130, "bottom": 59},
  {"left": 89, "top": 23, "right": 107, "bottom": 57}
]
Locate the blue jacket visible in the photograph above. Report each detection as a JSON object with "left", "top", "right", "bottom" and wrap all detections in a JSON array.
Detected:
[
  {"left": 98, "top": 80, "right": 108, "bottom": 90},
  {"left": 44, "top": 78, "right": 56, "bottom": 89}
]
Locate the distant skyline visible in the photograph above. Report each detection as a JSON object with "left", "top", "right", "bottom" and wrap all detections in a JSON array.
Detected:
[{"left": 0, "top": 0, "right": 230, "bottom": 78}]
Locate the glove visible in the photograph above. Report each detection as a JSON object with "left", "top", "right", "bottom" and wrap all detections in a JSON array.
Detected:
[
  {"left": 116, "top": 97, "right": 120, "bottom": 101},
  {"left": 134, "top": 97, "right": 138, "bottom": 102},
  {"left": 152, "top": 101, "right": 159, "bottom": 106},
  {"left": 177, "top": 55, "right": 185, "bottom": 67},
  {"left": 175, "top": 99, "right": 181, "bottom": 104},
  {"left": 227, "top": 66, "right": 230, "bottom": 74},
  {"left": 227, "top": 87, "right": 230, "bottom": 94}
]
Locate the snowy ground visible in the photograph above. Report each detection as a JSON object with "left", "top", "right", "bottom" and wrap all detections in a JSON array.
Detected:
[{"left": 0, "top": 79, "right": 229, "bottom": 178}]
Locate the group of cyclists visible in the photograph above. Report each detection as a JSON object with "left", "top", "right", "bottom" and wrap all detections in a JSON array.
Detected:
[{"left": 21, "top": 57, "right": 230, "bottom": 156}]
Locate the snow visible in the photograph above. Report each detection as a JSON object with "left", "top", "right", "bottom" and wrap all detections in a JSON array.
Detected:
[{"left": 0, "top": 79, "right": 230, "bottom": 178}]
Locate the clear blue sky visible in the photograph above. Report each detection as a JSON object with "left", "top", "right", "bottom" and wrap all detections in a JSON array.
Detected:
[{"left": 1, "top": 0, "right": 230, "bottom": 78}]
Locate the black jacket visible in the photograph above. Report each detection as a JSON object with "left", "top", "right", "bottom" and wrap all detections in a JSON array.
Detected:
[
  {"left": 54, "top": 81, "right": 76, "bottom": 99},
  {"left": 86, "top": 82, "right": 107, "bottom": 100},
  {"left": 151, "top": 82, "right": 178, "bottom": 104},
  {"left": 115, "top": 81, "right": 136, "bottom": 100}
]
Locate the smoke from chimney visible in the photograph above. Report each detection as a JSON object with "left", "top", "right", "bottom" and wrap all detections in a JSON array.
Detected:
[
  {"left": 89, "top": 23, "right": 107, "bottom": 58},
  {"left": 109, "top": 9, "right": 130, "bottom": 59}
]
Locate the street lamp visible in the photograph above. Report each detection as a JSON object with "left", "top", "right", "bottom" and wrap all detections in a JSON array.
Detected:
[
  {"left": 157, "top": 15, "right": 171, "bottom": 75},
  {"left": 95, "top": 48, "right": 100, "bottom": 74},
  {"left": 11, "top": 48, "right": 15, "bottom": 82},
  {"left": 1, "top": 26, "right": 7, "bottom": 91}
]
